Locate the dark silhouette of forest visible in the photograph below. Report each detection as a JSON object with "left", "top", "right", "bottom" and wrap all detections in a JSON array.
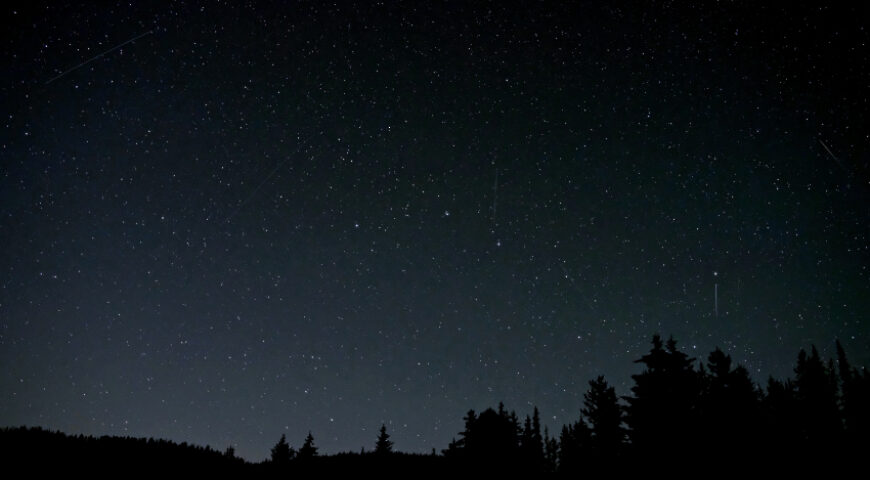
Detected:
[{"left": 3, "top": 335, "right": 867, "bottom": 472}]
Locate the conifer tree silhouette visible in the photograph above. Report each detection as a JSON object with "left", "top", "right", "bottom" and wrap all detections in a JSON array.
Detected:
[
  {"left": 473, "top": 408, "right": 515, "bottom": 462},
  {"left": 458, "top": 409, "right": 477, "bottom": 451},
  {"left": 375, "top": 424, "right": 393, "bottom": 455},
  {"left": 520, "top": 414, "right": 533, "bottom": 461},
  {"left": 531, "top": 407, "right": 544, "bottom": 464},
  {"left": 298, "top": 431, "right": 318, "bottom": 458},
  {"left": 837, "top": 340, "right": 870, "bottom": 455},
  {"left": 517, "top": 408, "right": 545, "bottom": 470},
  {"left": 699, "top": 348, "right": 762, "bottom": 463},
  {"left": 582, "top": 375, "right": 624, "bottom": 463},
  {"left": 509, "top": 411, "right": 521, "bottom": 449},
  {"left": 446, "top": 405, "right": 529, "bottom": 472},
  {"left": 624, "top": 334, "right": 700, "bottom": 461},
  {"left": 557, "top": 420, "right": 590, "bottom": 474},
  {"left": 270, "top": 434, "right": 294, "bottom": 465},
  {"left": 543, "top": 426, "right": 559, "bottom": 473},
  {"left": 794, "top": 346, "right": 841, "bottom": 454}
]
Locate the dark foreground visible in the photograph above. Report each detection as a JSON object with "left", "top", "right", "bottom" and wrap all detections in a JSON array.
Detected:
[{"left": 3, "top": 335, "right": 868, "bottom": 473}]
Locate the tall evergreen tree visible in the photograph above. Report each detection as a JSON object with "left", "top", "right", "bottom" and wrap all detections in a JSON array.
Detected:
[
  {"left": 543, "top": 426, "right": 559, "bottom": 473},
  {"left": 509, "top": 411, "right": 521, "bottom": 449},
  {"left": 458, "top": 409, "right": 477, "bottom": 450},
  {"left": 624, "top": 334, "right": 700, "bottom": 460},
  {"left": 582, "top": 375, "right": 624, "bottom": 463},
  {"left": 557, "top": 420, "right": 590, "bottom": 474},
  {"left": 447, "top": 405, "right": 528, "bottom": 472},
  {"left": 836, "top": 340, "right": 853, "bottom": 387},
  {"left": 699, "top": 348, "right": 762, "bottom": 463},
  {"left": 270, "top": 434, "right": 294, "bottom": 465},
  {"left": 531, "top": 407, "right": 544, "bottom": 460},
  {"left": 520, "top": 414, "right": 533, "bottom": 458},
  {"left": 794, "top": 346, "right": 841, "bottom": 450},
  {"left": 518, "top": 409, "right": 544, "bottom": 472},
  {"left": 298, "top": 431, "right": 318, "bottom": 458},
  {"left": 837, "top": 340, "right": 870, "bottom": 455},
  {"left": 375, "top": 424, "right": 393, "bottom": 455}
]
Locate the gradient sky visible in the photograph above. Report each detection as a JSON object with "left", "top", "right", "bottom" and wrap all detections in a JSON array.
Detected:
[{"left": 2, "top": 1, "right": 868, "bottom": 461}]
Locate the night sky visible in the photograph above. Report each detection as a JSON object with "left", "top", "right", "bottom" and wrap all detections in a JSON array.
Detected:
[{"left": 2, "top": 1, "right": 868, "bottom": 461}]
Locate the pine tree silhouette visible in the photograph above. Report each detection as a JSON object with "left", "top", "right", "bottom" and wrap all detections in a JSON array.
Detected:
[
  {"left": 624, "top": 334, "right": 700, "bottom": 461},
  {"left": 508, "top": 411, "right": 521, "bottom": 450},
  {"left": 445, "top": 405, "right": 530, "bottom": 472},
  {"left": 699, "top": 348, "right": 762, "bottom": 464},
  {"left": 375, "top": 424, "right": 393, "bottom": 455},
  {"left": 837, "top": 340, "right": 870, "bottom": 456},
  {"left": 520, "top": 414, "right": 533, "bottom": 462},
  {"left": 298, "top": 431, "right": 318, "bottom": 458},
  {"left": 270, "top": 434, "right": 294, "bottom": 465},
  {"left": 557, "top": 420, "right": 590, "bottom": 474},
  {"left": 794, "top": 346, "right": 841, "bottom": 453},
  {"left": 582, "top": 375, "right": 624, "bottom": 464},
  {"left": 543, "top": 426, "right": 559, "bottom": 473},
  {"left": 473, "top": 408, "right": 516, "bottom": 463},
  {"left": 517, "top": 408, "right": 544, "bottom": 471},
  {"left": 531, "top": 406, "right": 544, "bottom": 468}
]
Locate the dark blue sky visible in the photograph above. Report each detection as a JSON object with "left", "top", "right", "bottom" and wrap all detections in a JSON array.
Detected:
[{"left": 1, "top": 1, "right": 867, "bottom": 461}]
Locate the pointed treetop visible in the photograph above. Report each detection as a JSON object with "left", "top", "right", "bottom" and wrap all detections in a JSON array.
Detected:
[
  {"left": 375, "top": 424, "right": 394, "bottom": 454},
  {"left": 270, "top": 433, "right": 294, "bottom": 464},
  {"left": 298, "top": 431, "right": 318, "bottom": 458},
  {"left": 836, "top": 339, "right": 853, "bottom": 384}
]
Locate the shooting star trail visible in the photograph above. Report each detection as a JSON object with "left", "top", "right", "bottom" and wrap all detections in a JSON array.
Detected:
[
  {"left": 558, "top": 262, "right": 597, "bottom": 312},
  {"left": 45, "top": 29, "right": 154, "bottom": 85},
  {"left": 223, "top": 139, "right": 308, "bottom": 224},
  {"left": 818, "top": 138, "right": 850, "bottom": 176},
  {"left": 191, "top": 138, "right": 311, "bottom": 262}
]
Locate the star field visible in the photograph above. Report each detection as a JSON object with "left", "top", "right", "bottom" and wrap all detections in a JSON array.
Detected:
[{"left": 1, "top": 1, "right": 868, "bottom": 461}]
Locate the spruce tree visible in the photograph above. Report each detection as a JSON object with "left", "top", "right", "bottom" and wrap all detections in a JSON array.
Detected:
[
  {"left": 582, "top": 375, "right": 624, "bottom": 462},
  {"left": 794, "top": 346, "right": 841, "bottom": 449},
  {"left": 700, "top": 348, "right": 761, "bottom": 463},
  {"left": 624, "top": 334, "right": 700, "bottom": 460},
  {"left": 543, "top": 426, "right": 559, "bottom": 473},
  {"left": 298, "top": 431, "right": 318, "bottom": 458},
  {"left": 837, "top": 340, "right": 870, "bottom": 455},
  {"left": 270, "top": 434, "right": 294, "bottom": 465},
  {"left": 557, "top": 420, "right": 590, "bottom": 474},
  {"left": 375, "top": 424, "right": 393, "bottom": 455}
]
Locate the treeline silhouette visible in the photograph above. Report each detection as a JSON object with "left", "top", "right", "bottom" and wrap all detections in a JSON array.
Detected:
[
  {"left": 0, "top": 425, "right": 246, "bottom": 472},
  {"left": 3, "top": 335, "right": 867, "bottom": 472}
]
